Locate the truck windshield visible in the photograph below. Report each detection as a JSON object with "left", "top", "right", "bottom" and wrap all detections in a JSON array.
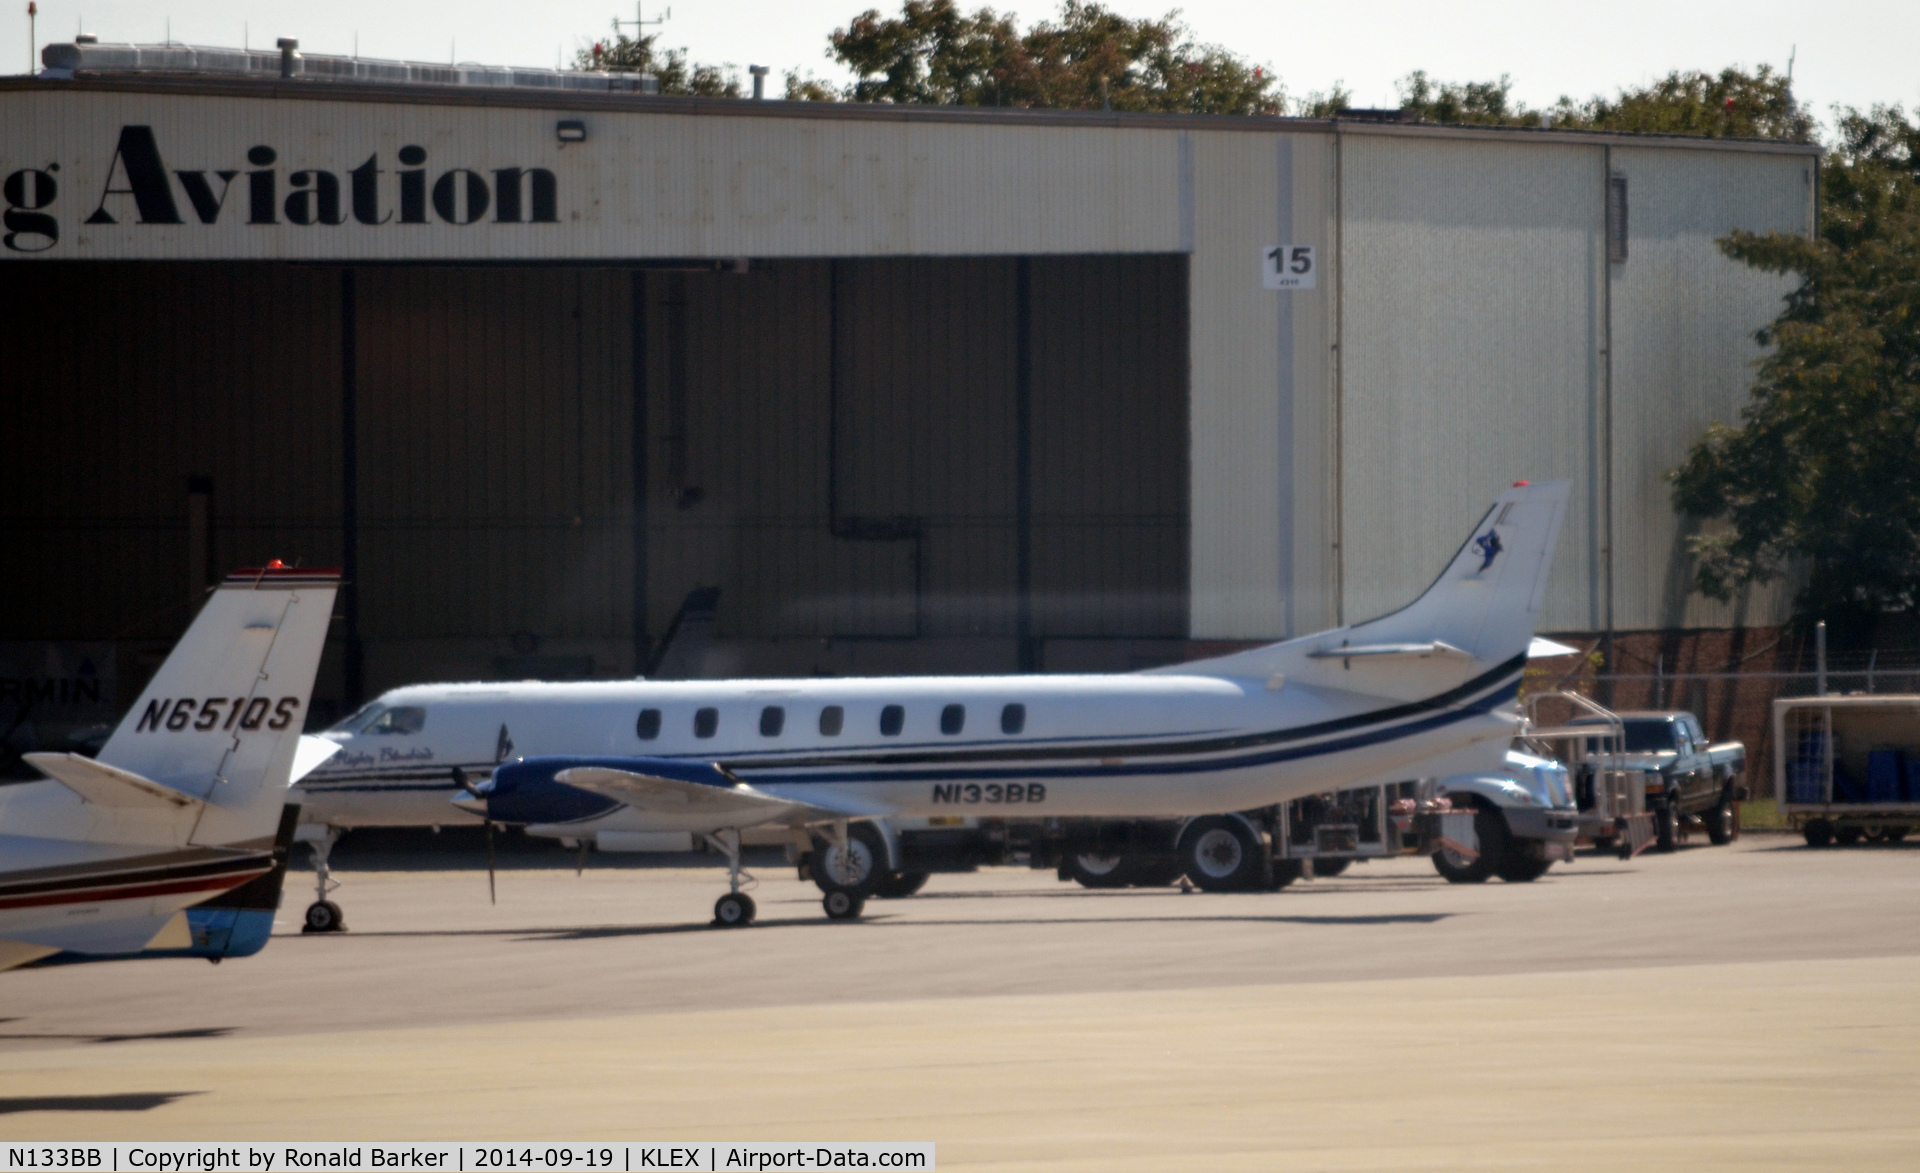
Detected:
[{"left": 1618, "top": 720, "right": 1678, "bottom": 752}]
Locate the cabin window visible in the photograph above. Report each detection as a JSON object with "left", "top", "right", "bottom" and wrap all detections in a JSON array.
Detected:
[
  {"left": 760, "top": 706, "right": 785, "bottom": 737},
  {"left": 1001, "top": 703, "right": 1026, "bottom": 735},
  {"left": 819, "top": 706, "right": 845, "bottom": 736},
  {"left": 694, "top": 707, "right": 719, "bottom": 738},
  {"left": 366, "top": 706, "right": 425, "bottom": 735},
  {"left": 879, "top": 704, "right": 905, "bottom": 736},
  {"left": 940, "top": 704, "right": 966, "bottom": 735},
  {"left": 636, "top": 708, "right": 663, "bottom": 740}
]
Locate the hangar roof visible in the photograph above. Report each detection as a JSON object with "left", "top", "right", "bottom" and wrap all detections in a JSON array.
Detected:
[{"left": 6, "top": 52, "right": 1821, "bottom": 159}]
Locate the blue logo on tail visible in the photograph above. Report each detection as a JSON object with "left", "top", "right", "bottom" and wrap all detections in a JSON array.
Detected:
[{"left": 1472, "top": 529, "right": 1503, "bottom": 572}]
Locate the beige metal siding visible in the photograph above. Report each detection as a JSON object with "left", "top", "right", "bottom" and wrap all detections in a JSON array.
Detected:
[
  {"left": 1187, "top": 131, "right": 1285, "bottom": 638},
  {"left": 3, "top": 91, "right": 1185, "bottom": 261},
  {"left": 1607, "top": 146, "right": 1812, "bottom": 630},
  {"left": 1338, "top": 134, "right": 1607, "bottom": 633}
]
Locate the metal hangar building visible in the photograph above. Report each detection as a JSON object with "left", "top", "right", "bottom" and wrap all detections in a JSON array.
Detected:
[{"left": 0, "top": 45, "right": 1819, "bottom": 723}]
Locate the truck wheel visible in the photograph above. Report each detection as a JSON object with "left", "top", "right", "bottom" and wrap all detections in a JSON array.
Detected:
[
  {"left": 1803, "top": 819, "right": 1834, "bottom": 848},
  {"left": 1496, "top": 840, "right": 1552, "bottom": 882},
  {"left": 1310, "top": 857, "right": 1351, "bottom": 877},
  {"left": 1835, "top": 826, "right": 1863, "bottom": 846},
  {"left": 1885, "top": 826, "right": 1911, "bottom": 842},
  {"left": 1655, "top": 800, "right": 1680, "bottom": 852},
  {"left": 874, "top": 871, "right": 930, "bottom": 898},
  {"left": 1705, "top": 799, "right": 1736, "bottom": 846},
  {"left": 1433, "top": 809, "right": 1507, "bottom": 883},
  {"left": 1270, "top": 859, "right": 1304, "bottom": 889},
  {"left": 1178, "top": 815, "right": 1271, "bottom": 892},
  {"left": 1065, "top": 852, "right": 1136, "bottom": 889}
]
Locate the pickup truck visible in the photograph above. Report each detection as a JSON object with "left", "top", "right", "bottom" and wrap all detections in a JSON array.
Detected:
[{"left": 1570, "top": 711, "right": 1746, "bottom": 851}]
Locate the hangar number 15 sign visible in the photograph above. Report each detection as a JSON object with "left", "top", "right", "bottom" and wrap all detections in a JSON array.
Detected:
[{"left": 1261, "top": 243, "right": 1316, "bottom": 290}]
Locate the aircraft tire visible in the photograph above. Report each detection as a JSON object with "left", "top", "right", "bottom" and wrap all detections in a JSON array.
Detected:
[
  {"left": 809, "top": 822, "right": 888, "bottom": 898},
  {"left": 822, "top": 889, "right": 865, "bottom": 920},
  {"left": 1178, "top": 815, "right": 1271, "bottom": 893},
  {"left": 302, "top": 900, "right": 345, "bottom": 933},
  {"left": 875, "top": 871, "right": 930, "bottom": 898},
  {"left": 712, "top": 893, "right": 756, "bottom": 927}
]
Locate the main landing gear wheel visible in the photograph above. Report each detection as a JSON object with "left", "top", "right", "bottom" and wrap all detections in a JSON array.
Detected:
[
  {"left": 810, "top": 821, "right": 887, "bottom": 898},
  {"left": 1178, "top": 815, "right": 1271, "bottom": 892},
  {"left": 712, "top": 892, "right": 756, "bottom": 927},
  {"left": 303, "top": 900, "right": 345, "bottom": 933},
  {"left": 822, "top": 889, "right": 866, "bottom": 920}
]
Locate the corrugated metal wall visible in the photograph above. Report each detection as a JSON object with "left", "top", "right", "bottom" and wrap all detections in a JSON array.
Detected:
[
  {"left": 1607, "top": 145, "right": 1810, "bottom": 631},
  {"left": 645, "top": 257, "right": 1189, "bottom": 655},
  {"left": 1339, "top": 135, "right": 1607, "bottom": 634},
  {"left": 0, "top": 262, "right": 343, "bottom": 638}
]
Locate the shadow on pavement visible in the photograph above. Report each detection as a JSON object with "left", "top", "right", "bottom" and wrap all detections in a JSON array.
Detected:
[{"left": 0, "top": 1092, "right": 200, "bottom": 1114}]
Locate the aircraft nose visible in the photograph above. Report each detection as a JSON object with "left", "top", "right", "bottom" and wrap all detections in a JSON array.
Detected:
[
  {"left": 450, "top": 792, "right": 487, "bottom": 816},
  {"left": 450, "top": 770, "right": 494, "bottom": 817}
]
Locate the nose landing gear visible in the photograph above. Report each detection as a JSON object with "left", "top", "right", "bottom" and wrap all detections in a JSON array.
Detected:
[
  {"left": 301, "top": 825, "right": 346, "bottom": 933},
  {"left": 704, "top": 828, "right": 758, "bottom": 927}
]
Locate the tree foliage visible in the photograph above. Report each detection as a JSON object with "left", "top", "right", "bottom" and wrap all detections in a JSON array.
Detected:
[
  {"left": 573, "top": 24, "right": 741, "bottom": 97},
  {"left": 1391, "top": 65, "right": 1813, "bottom": 142},
  {"left": 1670, "top": 107, "right": 1920, "bottom": 631},
  {"left": 808, "top": 0, "right": 1281, "bottom": 115}
]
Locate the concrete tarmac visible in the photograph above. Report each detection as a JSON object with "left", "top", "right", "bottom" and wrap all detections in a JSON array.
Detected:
[{"left": 4, "top": 835, "right": 1918, "bottom": 1168}]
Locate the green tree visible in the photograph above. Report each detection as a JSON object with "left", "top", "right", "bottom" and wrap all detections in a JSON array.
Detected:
[
  {"left": 1388, "top": 65, "right": 1813, "bottom": 143},
  {"left": 1670, "top": 106, "right": 1920, "bottom": 634},
  {"left": 573, "top": 24, "right": 741, "bottom": 97},
  {"left": 813, "top": 0, "right": 1282, "bottom": 115}
]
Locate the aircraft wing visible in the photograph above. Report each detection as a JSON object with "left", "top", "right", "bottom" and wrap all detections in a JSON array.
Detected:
[{"left": 553, "top": 766, "right": 803, "bottom": 819}]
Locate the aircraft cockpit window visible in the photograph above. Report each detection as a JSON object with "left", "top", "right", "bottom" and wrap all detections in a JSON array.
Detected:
[
  {"left": 1001, "top": 703, "right": 1026, "bottom": 735},
  {"left": 694, "top": 707, "right": 719, "bottom": 739},
  {"left": 364, "top": 706, "right": 426, "bottom": 733},
  {"left": 940, "top": 704, "right": 965, "bottom": 735},
  {"left": 760, "top": 706, "right": 785, "bottom": 737},
  {"left": 636, "top": 708, "right": 663, "bottom": 740},
  {"left": 329, "top": 702, "right": 385, "bottom": 733},
  {"left": 879, "top": 705, "right": 905, "bottom": 736},
  {"left": 819, "top": 706, "right": 845, "bottom": 736},
  {"left": 365, "top": 706, "right": 425, "bottom": 735}
]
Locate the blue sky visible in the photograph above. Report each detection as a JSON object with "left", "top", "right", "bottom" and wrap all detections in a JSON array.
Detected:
[{"left": 7, "top": 1, "right": 1915, "bottom": 131}]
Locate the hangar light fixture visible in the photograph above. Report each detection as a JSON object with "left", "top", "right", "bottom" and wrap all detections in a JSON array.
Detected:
[{"left": 556, "top": 119, "right": 588, "bottom": 143}]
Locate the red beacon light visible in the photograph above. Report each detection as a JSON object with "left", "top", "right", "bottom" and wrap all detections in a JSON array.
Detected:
[
  {"left": 266, "top": 559, "right": 286, "bottom": 569},
  {"left": 1511, "top": 481, "right": 1530, "bottom": 487}
]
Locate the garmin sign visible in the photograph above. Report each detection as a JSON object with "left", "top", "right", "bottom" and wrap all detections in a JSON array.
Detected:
[{"left": 4, "top": 125, "right": 558, "bottom": 253}]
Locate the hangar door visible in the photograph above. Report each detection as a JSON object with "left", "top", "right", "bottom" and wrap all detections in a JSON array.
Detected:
[{"left": 0, "top": 256, "right": 1188, "bottom": 717}]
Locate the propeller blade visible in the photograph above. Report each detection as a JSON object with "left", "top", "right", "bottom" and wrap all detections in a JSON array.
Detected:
[{"left": 485, "top": 819, "right": 497, "bottom": 905}]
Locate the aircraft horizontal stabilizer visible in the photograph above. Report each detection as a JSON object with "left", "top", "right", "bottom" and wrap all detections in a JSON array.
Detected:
[
  {"left": 554, "top": 766, "right": 799, "bottom": 818},
  {"left": 1305, "top": 641, "right": 1473, "bottom": 661},
  {"left": 22, "top": 752, "right": 205, "bottom": 812}
]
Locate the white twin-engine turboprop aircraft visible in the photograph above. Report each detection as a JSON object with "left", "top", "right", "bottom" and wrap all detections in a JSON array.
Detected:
[
  {"left": 448, "top": 480, "right": 1569, "bottom": 926},
  {"left": 0, "top": 565, "right": 340, "bottom": 972}
]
